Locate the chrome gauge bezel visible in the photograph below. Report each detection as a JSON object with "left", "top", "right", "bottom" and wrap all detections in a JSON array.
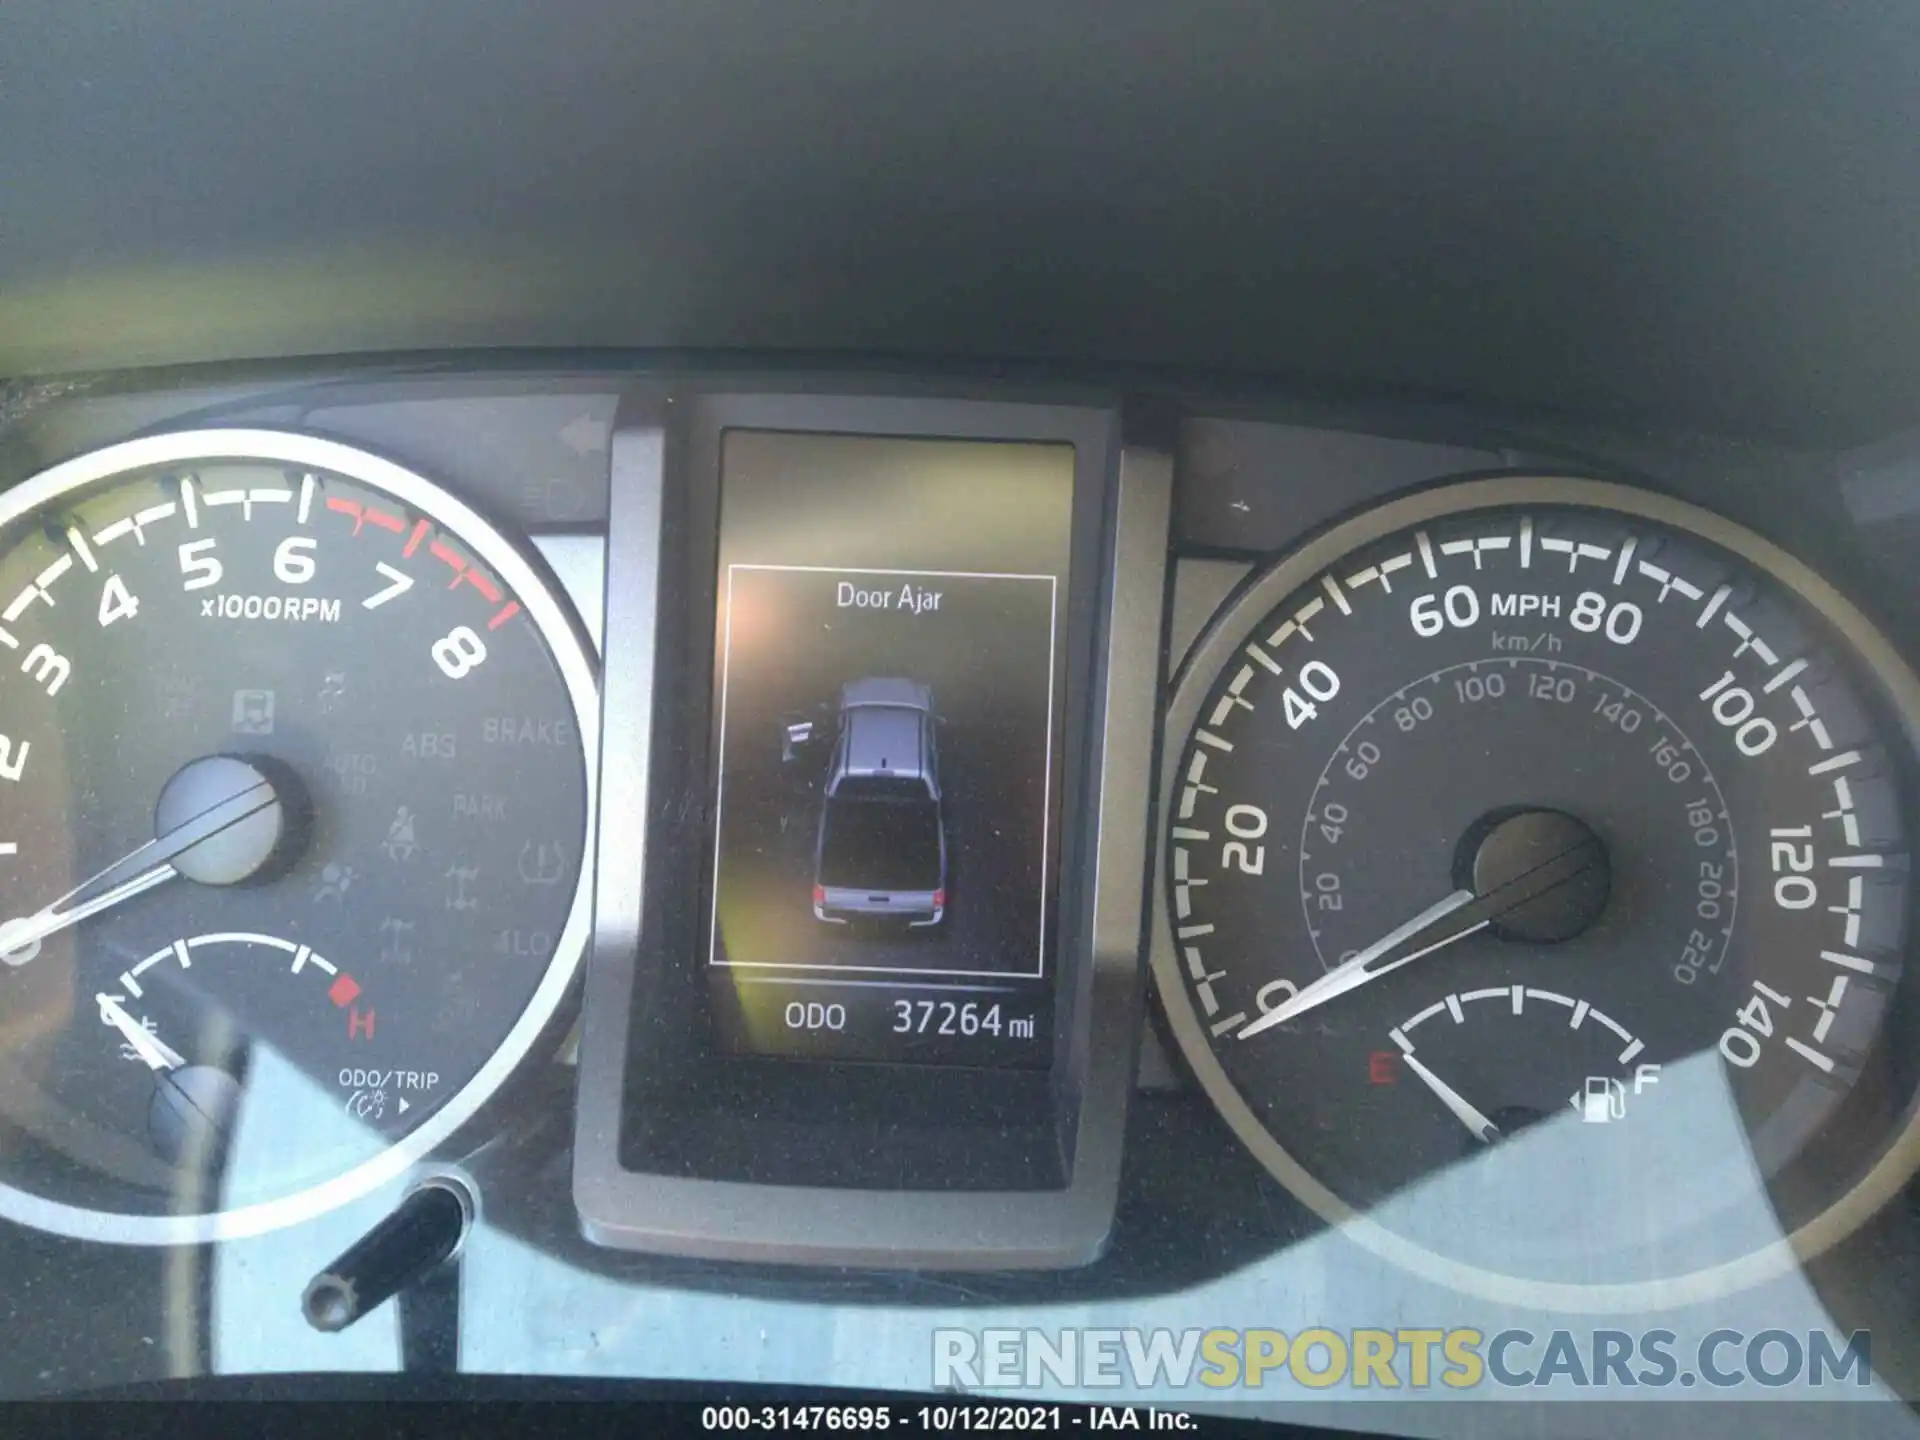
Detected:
[
  {"left": 0, "top": 429, "right": 599, "bottom": 1245},
  {"left": 1151, "top": 475, "right": 1920, "bottom": 1312}
]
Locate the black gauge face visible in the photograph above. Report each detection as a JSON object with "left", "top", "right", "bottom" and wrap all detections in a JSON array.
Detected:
[
  {"left": 0, "top": 432, "right": 595, "bottom": 1243},
  {"left": 1154, "top": 479, "right": 1920, "bottom": 1308}
]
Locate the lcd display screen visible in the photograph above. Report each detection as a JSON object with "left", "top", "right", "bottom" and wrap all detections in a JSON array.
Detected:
[{"left": 704, "top": 432, "right": 1075, "bottom": 1066}]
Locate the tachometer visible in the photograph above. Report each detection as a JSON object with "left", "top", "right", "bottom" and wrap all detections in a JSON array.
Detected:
[
  {"left": 0, "top": 430, "right": 596, "bottom": 1243},
  {"left": 1153, "top": 477, "right": 1920, "bottom": 1310}
]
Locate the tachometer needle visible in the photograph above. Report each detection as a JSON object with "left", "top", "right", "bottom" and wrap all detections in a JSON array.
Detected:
[
  {"left": 96, "top": 993, "right": 186, "bottom": 1072},
  {"left": 1402, "top": 1052, "right": 1502, "bottom": 1145},
  {"left": 0, "top": 777, "right": 279, "bottom": 967},
  {"left": 0, "top": 867, "right": 180, "bottom": 966}
]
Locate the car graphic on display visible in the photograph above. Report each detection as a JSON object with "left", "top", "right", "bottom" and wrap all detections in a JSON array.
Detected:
[{"left": 810, "top": 678, "right": 947, "bottom": 927}]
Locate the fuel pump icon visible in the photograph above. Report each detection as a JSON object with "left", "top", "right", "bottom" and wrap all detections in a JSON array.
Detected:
[
  {"left": 1582, "top": 1075, "right": 1627, "bottom": 1123},
  {"left": 1578, "top": 1064, "right": 1662, "bottom": 1123}
]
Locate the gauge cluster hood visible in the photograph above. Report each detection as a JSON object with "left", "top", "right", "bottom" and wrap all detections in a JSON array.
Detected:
[{"left": 6, "top": 3, "right": 1920, "bottom": 445}]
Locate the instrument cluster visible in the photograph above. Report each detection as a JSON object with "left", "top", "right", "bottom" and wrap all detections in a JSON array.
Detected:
[{"left": 3, "top": 364, "right": 1919, "bottom": 1398}]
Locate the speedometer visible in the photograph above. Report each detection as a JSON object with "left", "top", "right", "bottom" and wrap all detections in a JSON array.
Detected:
[
  {"left": 0, "top": 430, "right": 595, "bottom": 1244},
  {"left": 1153, "top": 477, "right": 1920, "bottom": 1310}
]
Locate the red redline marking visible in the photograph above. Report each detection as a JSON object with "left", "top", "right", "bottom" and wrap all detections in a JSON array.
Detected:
[
  {"left": 323, "top": 497, "right": 511, "bottom": 619},
  {"left": 328, "top": 974, "right": 363, "bottom": 1008},
  {"left": 326, "top": 497, "right": 366, "bottom": 535},
  {"left": 445, "top": 563, "right": 500, "bottom": 601}
]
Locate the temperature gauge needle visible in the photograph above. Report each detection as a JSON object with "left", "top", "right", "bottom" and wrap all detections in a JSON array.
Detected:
[{"left": 96, "top": 993, "right": 186, "bottom": 1072}]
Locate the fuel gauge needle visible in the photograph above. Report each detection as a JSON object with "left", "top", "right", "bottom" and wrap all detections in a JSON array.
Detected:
[
  {"left": 96, "top": 993, "right": 186, "bottom": 1072},
  {"left": 1402, "top": 1051, "right": 1501, "bottom": 1145}
]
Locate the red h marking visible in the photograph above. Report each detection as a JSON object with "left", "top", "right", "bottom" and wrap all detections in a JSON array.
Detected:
[{"left": 348, "top": 1007, "right": 376, "bottom": 1041}]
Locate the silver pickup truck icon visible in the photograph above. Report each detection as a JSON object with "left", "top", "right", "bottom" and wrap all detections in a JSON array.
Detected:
[{"left": 809, "top": 678, "right": 947, "bottom": 927}]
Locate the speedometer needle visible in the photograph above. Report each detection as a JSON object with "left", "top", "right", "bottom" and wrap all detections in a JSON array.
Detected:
[
  {"left": 1239, "top": 889, "right": 1481, "bottom": 1037},
  {"left": 96, "top": 993, "right": 186, "bottom": 1072},
  {"left": 0, "top": 775, "right": 279, "bottom": 967},
  {"left": 1238, "top": 825, "right": 1606, "bottom": 1036}
]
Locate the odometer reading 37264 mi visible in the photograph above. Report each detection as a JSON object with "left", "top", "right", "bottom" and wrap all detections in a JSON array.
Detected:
[
  {"left": 1153, "top": 478, "right": 1920, "bottom": 1310},
  {"left": 0, "top": 431, "right": 596, "bottom": 1245}
]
